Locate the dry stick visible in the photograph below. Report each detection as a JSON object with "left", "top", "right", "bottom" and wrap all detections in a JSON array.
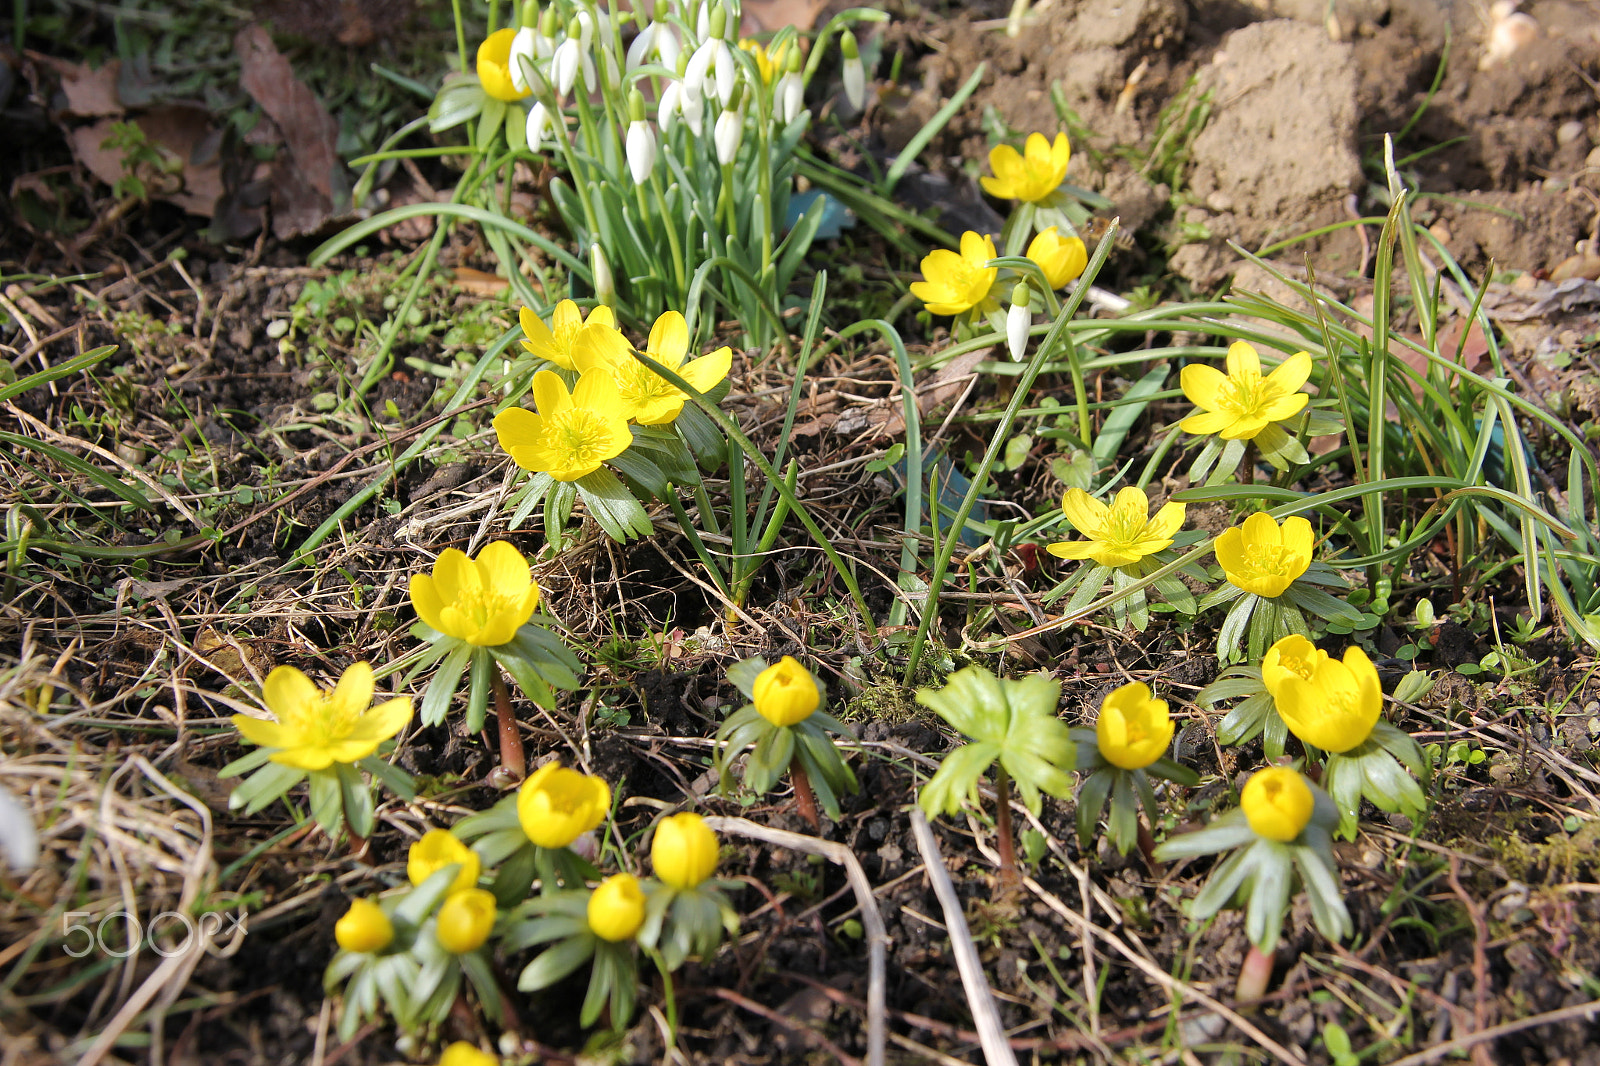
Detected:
[
  {"left": 703, "top": 817, "right": 885, "bottom": 1066},
  {"left": 711, "top": 987, "right": 863, "bottom": 1066},
  {"left": 1022, "top": 875, "right": 1306, "bottom": 1065},
  {"left": 1383, "top": 998, "right": 1600, "bottom": 1066},
  {"left": 489, "top": 666, "right": 526, "bottom": 781},
  {"left": 908, "top": 809, "right": 1019, "bottom": 1066},
  {"left": 1445, "top": 854, "right": 1495, "bottom": 1066}
]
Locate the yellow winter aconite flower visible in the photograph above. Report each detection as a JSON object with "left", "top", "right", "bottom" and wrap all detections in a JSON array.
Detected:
[
  {"left": 909, "top": 232, "right": 1000, "bottom": 316},
  {"left": 576, "top": 310, "right": 733, "bottom": 426},
  {"left": 1025, "top": 227, "right": 1087, "bottom": 289},
  {"left": 408, "top": 541, "right": 541, "bottom": 647},
  {"left": 739, "top": 38, "right": 780, "bottom": 84},
  {"left": 1215, "top": 513, "right": 1314, "bottom": 598},
  {"left": 981, "top": 132, "right": 1072, "bottom": 203},
  {"left": 1180, "top": 341, "right": 1312, "bottom": 441},
  {"left": 1276, "top": 646, "right": 1382, "bottom": 753},
  {"left": 335, "top": 898, "right": 393, "bottom": 954},
  {"left": 652, "top": 812, "right": 719, "bottom": 889},
  {"left": 517, "top": 762, "right": 611, "bottom": 848},
  {"left": 232, "top": 662, "right": 412, "bottom": 771},
  {"left": 518, "top": 301, "right": 621, "bottom": 372},
  {"left": 1261, "top": 634, "right": 1328, "bottom": 699},
  {"left": 478, "top": 29, "right": 532, "bottom": 102},
  {"left": 407, "top": 829, "right": 481, "bottom": 896},
  {"left": 587, "top": 873, "right": 646, "bottom": 942},
  {"left": 1095, "top": 681, "right": 1174, "bottom": 770},
  {"left": 439, "top": 1042, "right": 499, "bottom": 1066},
  {"left": 752, "top": 656, "right": 820, "bottom": 727},
  {"left": 493, "top": 368, "right": 633, "bottom": 482},
  {"left": 1046, "top": 487, "right": 1185, "bottom": 568},
  {"left": 436, "top": 887, "right": 497, "bottom": 954},
  {"left": 1240, "top": 766, "right": 1314, "bottom": 842}
]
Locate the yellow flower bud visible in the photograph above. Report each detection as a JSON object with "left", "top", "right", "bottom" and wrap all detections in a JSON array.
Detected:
[
  {"left": 334, "top": 898, "right": 393, "bottom": 954},
  {"left": 1240, "top": 767, "right": 1314, "bottom": 842},
  {"left": 439, "top": 1042, "right": 499, "bottom": 1066},
  {"left": 435, "top": 888, "right": 497, "bottom": 954},
  {"left": 1095, "top": 681, "right": 1174, "bottom": 770},
  {"left": 516, "top": 761, "right": 611, "bottom": 848},
  {"left": 1261, "top": 634, "right": 1327, "bottom": 699},
  {"left": 1275, "top": 646, "right": 1382, "bottom": 753},
  {"left": 407, "top": 829, "right": 481, "bottom": 896},
  {"left": 752, "top": 656, "right": 820, "bottom": 727},
  {"left": 651, "top": 812, "right": 719, "bottom": 889},
  {"left": 587, "top": 872, "right": 646, "bottom": 942}
]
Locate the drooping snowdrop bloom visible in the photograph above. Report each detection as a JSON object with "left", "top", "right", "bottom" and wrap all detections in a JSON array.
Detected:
[
  {"left": 841, "top": 29, "right": 866, "bottom": 110},
  {"left": 1006, "top": 281, "right": 1032, "bottom": 361},
  {"left": 526, "top": 100, "right": 552, "bottom": 152},
  {"left": 714, "top": 86, "right": 744, "bottom": 164},
  {"left": 625, "top": 90, "right": 656, "bottom": 184}
]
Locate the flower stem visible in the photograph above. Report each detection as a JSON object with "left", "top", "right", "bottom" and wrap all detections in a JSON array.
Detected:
[
  {"left": 490, "top": 666, "right": 526, "bottom": 781},
  {"left": 1235, "top": 943, "right": 1275, "bottom": 1006},
  {"left": 789, "top": 761, "right": 821, "bottom": 831},
  {"left": 994, "top": 766, "right": 1019, "bottom": 889},
  {"left": 1136, "top": 819, "right": 1162, "bottom": 876},
  {"left": 648, "top": 947, "right": 678, "bottom": 1047},
  {"left": 1241, "top": 440, "right": 1257, "bottom": 485}
]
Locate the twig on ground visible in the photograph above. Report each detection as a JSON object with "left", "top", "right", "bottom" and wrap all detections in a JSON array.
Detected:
[
  {"left": 711, "top": 987, "right": 863, "bottom": 1066},
  {"left": 1383, "top": 998, "right": 1600, "bottom": 1066},
  {"left": 909, "top": 809, "right": 1018, "bottom": 1066},
  {"left": 703, "top": 816, "right": 886, "bottom": 1066}
]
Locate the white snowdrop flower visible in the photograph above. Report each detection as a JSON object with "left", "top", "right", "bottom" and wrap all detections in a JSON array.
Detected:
[
  {"left": 1006, "top": 282, "right": 1033, "bottom": 362},
  {"left": 0, "top": 785, "right": 37, "bottom": 874},
  {"left": 841, "top": 29, "right": 866, "bottom": 110},
  {"left": 626, "top": 21, "right": 657, "bottom": 73},
  {"left": 626, "top": 120, "right": 657, "bottom": 184},
  {"left": 526, "top": 100, "right": 551, "bottom": 151},
  {"left": 659, "top": 80, "right": 684, "bottom": 134},
  {"left": 776, "top": 70, "right": 804, "bottom": 124},
  {"left": 684, "top": 38, "right": 716, "bottom": 97},
  {"left": 591, "top": 244, "right": 615, "bottom": 307},
  {"left": 510, "top": 27, "right": 541, "bottom": 93},
  {"left": 714, "top": 103, "right": 743, "bottom": 164},
  {"left": 654, "top": 24, "right": 682, "bottom": 72},
  {"left": 552, "top": 36, "right": 595, "bottom": 98}
]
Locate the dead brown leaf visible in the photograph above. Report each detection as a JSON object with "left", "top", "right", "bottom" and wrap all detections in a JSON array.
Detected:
[
  {"left": 451, "top": 267, "right": 512, "bottom": 297},
  {"left": 67, "top": 105, "right": 224, "bottom": 217},
  {"left": 33, "top": 54, "right": 124, "bottom": 117},
  {"left": 235, "top": 24, "right": 346, "bottom": 238}
]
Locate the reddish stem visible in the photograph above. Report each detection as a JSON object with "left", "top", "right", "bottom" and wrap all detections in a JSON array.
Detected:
[
  {"left": 994, "top": 767, "right": 1019, "bottom": 890},
  {"left": 789, "top": 762, "right": 821, "bottom": 831},
  {"left": 1235, "top": 943, "right": 1276, "bottom": 1006},
  {"left": 490, "top": 666, "right": 526, "bottom": 782},
  {"left": 1135, "top": 820, "right": 1163, "bottom": 877}
]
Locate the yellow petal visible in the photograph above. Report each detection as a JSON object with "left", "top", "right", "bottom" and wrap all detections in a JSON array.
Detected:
[
  {"left": 343, "top": 696, "right": 414, "bottom": 745},
  {"left": 270, "top": 746, "right": 335, "bottom": 771},
  {"left": 263, "top": 666, "right": 319, "bottom": 721},
  {"left": 1059, "top": 488, "right": 1108, "bottom": 535},
  {"left": 476, "top": 541, "right": 531, "bottom": 598},
  {"left": 588, "top": 305, "right": 617, "bottom": 330},
  {"left": 550, "top": 300, "right": 583, "bottom": 335},
  {"left": 493, "top": 407, "right": 543, "bottom": 450},
  {"left": 1213, "top": 526, "right": 1246, "bottom": 576},
  {"left": 570, "top": 324, "right": 632, "bottom": 373},
  {"left": 409, "top": 574, "right": 445, "bottom": 632},
  {"left": 1240, "top": 511, "right": 1282, "bottom": 550},
  {"left": 1146, "top": 501, "right": 1186, "bottom": 540},
  {"left": 1180, "top": 363, "right": 1229, "bottom": 411},
  {"left": 431, "top": 548, "right": 475, "bottom": 609},
  {"left": 1047, "top": 540, "right": 1098, "bottom": 560},
  {"left": 646, "top": 311, "right": 689, "bottom": 367},
  {"left": 1279, "top": 516, "right": 1314, "bottom": 565},
  {"left": 572, "top": 366, "right": 626, "bottom": 416},
  {"left": 1049, "top": 132, "right": 1071, "bottom": 171},
  {"left": 519, "top": 306, "right": 556, "bottom": 358},
  {"left": 1180, "top": 409, "right": 1236, "bottom": 436},
  {"left": 1257, "top": 392, "right": 1310, "bottom": 423},
  {"left": 326, "top": 662, "right": 376, "bottom": 724},
  {"left": 681, "top": 346, "right": 733, "bottom": 393},
  {"left": 1023, "top": 131, "right": 1052, "bottom": 167},
  {"left": 1225, "top": 340, "right": 1261, "bottom": 380},
  {"left": 1264, "top": 349, "right": 1313, "bottom": 395},
  {"left": 531, "top": 370, "right": 571, "bottom": 416},
  {"left": 232, "top": 713, "right": 290, "bottom": 750},
  {"left": 1220, "top": 414, "right": 1269, "bottom": 440},
  {"left": 1110, "top": 486, "right": 1150, "bottom": 523}
]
